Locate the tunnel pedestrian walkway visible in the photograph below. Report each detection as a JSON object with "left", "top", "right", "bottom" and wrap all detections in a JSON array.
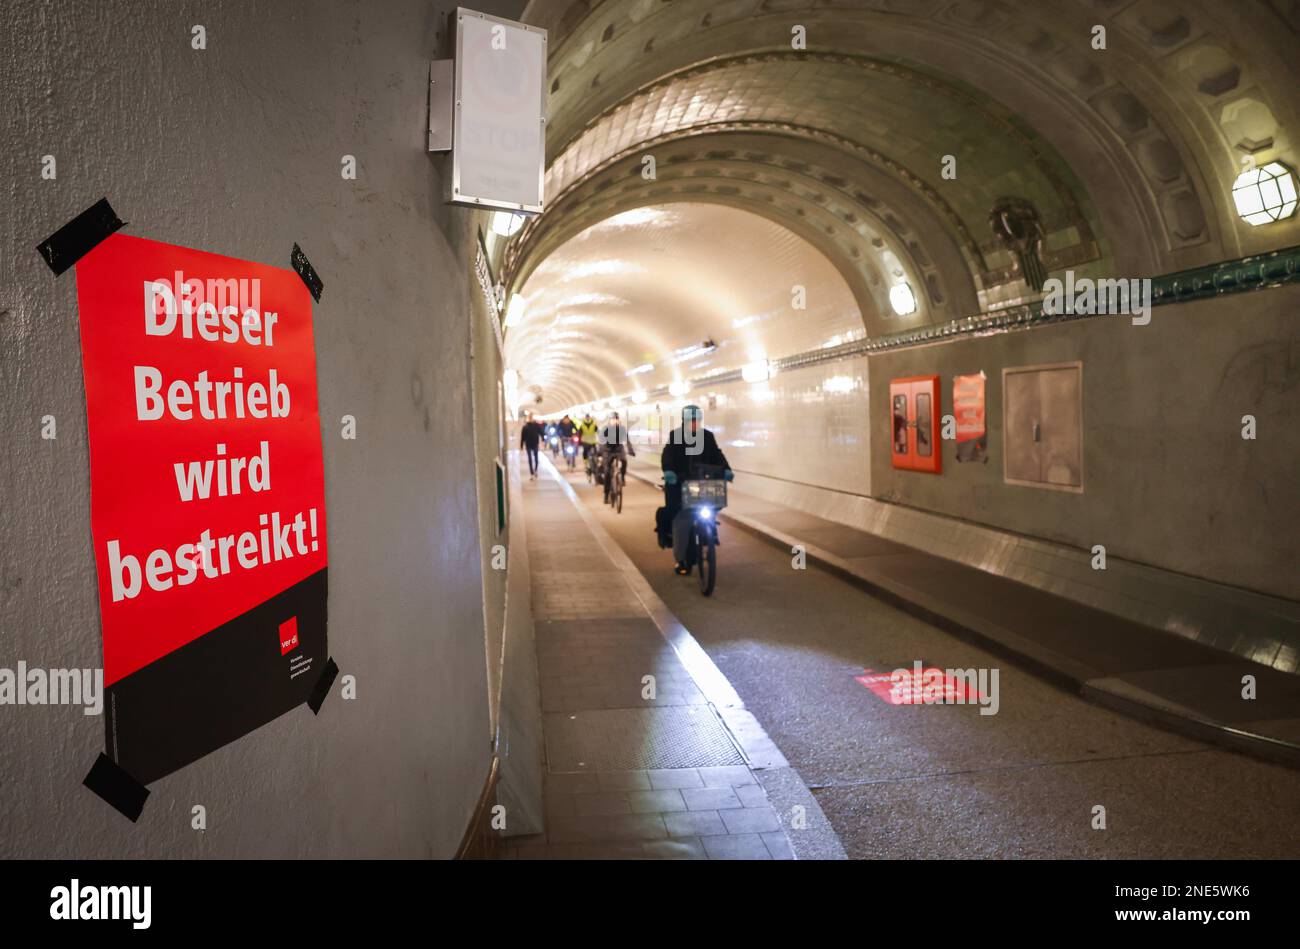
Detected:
[{"left": 499, "top": 456, "right": 806, "bottom": 859}]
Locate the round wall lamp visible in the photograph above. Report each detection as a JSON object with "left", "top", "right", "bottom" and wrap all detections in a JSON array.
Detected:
[
  {"left": 889, "top": 282, "right": 918, "bottom": 316},
  {"left": 1232, "top": 161, "right": 1298, "bottom": 226}
]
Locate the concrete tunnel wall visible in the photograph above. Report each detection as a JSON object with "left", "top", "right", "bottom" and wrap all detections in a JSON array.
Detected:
[
  {"left": 627, "top": 287, "right": 1299, "bottom": 602},
  {"left": 0, "top": 0, "right": 527, "bottom": 857},
  {"left": 866, "top": 288, "right": 1300, "bottom": 602}
]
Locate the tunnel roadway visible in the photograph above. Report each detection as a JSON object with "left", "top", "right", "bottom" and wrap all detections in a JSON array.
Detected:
[{"left": 554, "top": 461, "right": 1300, "bottom": 859}]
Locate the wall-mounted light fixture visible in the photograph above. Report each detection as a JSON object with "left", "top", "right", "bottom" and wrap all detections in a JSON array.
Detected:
[
  {"left": 1232, "top": 161, "right": 1298, "bottom": 225},
  {"left": 502, "top": 368, "right": 519, "bottom": 418},
  {"left": 889, "top": 282, "right": 918, "bottom": 316},
  {"left": 491, "top": 211, "right": 526, "bottom": 237},
  {"left": 504, "top": 293, "right": 528, "bottom": 327}
]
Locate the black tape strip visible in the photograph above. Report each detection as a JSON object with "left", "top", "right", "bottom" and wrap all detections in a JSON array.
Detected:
[
  {"left": 36, "top": 198, "right": 125, "bottom": 276},
  {"left": 83, "top": 753, "right": 149, "bottom": 822},
  {"left": 308, "top": 656, "right": 339, "bottom": 715},
  {"left": 290, "top": 243, "right": 324, "bottom": 303}
]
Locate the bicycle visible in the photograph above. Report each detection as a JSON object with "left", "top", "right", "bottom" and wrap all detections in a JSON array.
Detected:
[
  {"left": 678, "top": 465, "right": 728, "bottom": 596},
  {"left": 603, "top": 453, "right": 627, "bottom": 512},
  {"left": 584, "top": 445, "right": 599, "bottom": 484}
]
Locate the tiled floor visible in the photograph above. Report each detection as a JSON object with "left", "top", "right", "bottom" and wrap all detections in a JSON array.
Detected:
[
  {"left": 500, "top": 464, "right": 794, "bottom": 859},
  {"left": 511, "top": 766, "right": 792, "bottom": 860}
]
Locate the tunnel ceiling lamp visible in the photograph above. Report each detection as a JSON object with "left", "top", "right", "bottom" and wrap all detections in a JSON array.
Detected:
[
  {"left": 566, "top": 259, "right": 641, "bottom": 280},
  {"left": 561, "top": 292, "right": 626, "bottom": 308},
  {"left": 601, "top": 207, "right": 672, "bottom": 228},
  {"left": 669, "top": 380, "right": 691, "bottom": 397},
  {"left": 742, "top": 360, "right": 771, "bottom": 384},
  {"left": 889, "top": 282, "right": 918, "bottom": 316},
  {"left": 502, "top": 368, "right": 520, "bottom": 419},
  {"left": 673, "top": 339, "right": 717, "bottom": 363},
  {"left": 504, "top": 294, "right": 528, "bottom": 327},
  {"left": 1232, "top": 161, "right": 1298, "bottom": 225},
  {"left": 625, "top": 363, "right": 655, "bottom": 376},
  {"left": 490, "top": 211, "right": 526, "bottom": 238},
  {"left": 631, "top": 389, "right": 647, "bottom": 404}
]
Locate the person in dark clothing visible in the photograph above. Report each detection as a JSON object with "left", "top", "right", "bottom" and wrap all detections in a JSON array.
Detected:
[
  {"left": 599, "top": 411, "right": 636, "bottom": 502},
  {"left": 519, "top": 412, "right": 544, "bottom": 479},
  {"left": 660, "top": 404, "right": 733, "bottom": 574}
]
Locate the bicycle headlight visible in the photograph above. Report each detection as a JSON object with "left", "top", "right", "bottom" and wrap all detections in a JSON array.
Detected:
[{"left": 699, "top": 507, "right": 713, "bottom": 520}]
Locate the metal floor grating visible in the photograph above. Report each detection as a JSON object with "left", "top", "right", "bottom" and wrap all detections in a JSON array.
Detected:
[{"left": 544, "top": 707, "right": 746, "bottom": 771}]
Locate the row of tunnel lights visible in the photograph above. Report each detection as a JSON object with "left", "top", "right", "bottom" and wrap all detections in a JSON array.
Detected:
[
  {"left": 502, "top": 265, "right": 917, "bottom": 330},
  {"left": 498, "top": 162, "right": 1298, "bottom": 412},
  {"left": 551, "top": 368, "right": 860, "bottom": 420},
  {"left": 497, "top": 162, "right": 1296, "bottom": 329}
]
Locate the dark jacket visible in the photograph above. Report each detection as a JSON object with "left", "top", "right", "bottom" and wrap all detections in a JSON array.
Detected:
[
  {"left": 600, "top": 422, "right": 636, "bottom": 453},
  {"left": 520, "top": 421, "right": 544, "bottom": 449},
  {"left": 661, "top": 426, "right": 729, "bottom": 509}
]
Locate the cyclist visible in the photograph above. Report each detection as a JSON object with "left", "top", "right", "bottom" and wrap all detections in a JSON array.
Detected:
[
  {"left": 558, "top": 413, "right": 580, "bottom": 468},
  {"left": 599, "top": 411, "right": 636, "bottom": 502},
  {"left": 661, "top": 404, "right": 733, "bottom": 575},
  {"left": 577, "top": 412, "right": 600, "bottom": 474}
]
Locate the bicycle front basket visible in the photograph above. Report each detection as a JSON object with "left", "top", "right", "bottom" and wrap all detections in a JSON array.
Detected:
[{"left": 682, "top": 479, "right": 727, "bottom": 510}]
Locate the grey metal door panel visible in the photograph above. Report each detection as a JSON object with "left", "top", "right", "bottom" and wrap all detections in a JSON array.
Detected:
[{"left": 1004, "top": 368, "right": 1042, "bottom": 483}]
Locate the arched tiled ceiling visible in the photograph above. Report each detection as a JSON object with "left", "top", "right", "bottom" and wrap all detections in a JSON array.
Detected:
[
  {"left": 505, "top": 204, "right": 863, "bottom": 414},
  {"left": 504, "top": 49, "right": 1107, "bottom": 325},
  {"left": 542, "top": 53, "right": 1101, "bottom": 258},
  {"left": 524, "top": 0, "right": 1300, "bottom": 279},
  {"left": 505, "top": 129, "right": 985, "bottom": 336}
]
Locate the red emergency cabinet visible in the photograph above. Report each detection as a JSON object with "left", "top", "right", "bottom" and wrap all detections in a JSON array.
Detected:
[{"left": 889, "top": 375, "right": 942, "bottom": 474}]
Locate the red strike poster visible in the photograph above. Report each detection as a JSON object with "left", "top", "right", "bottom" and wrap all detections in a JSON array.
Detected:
[
  {"left": 953, "top": 371, "right": 987, "bottom": 464},
  {"left": 74, "top": 234, "right": 329, "bottom": 784}
]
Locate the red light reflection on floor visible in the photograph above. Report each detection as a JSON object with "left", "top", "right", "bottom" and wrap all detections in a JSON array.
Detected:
[{"left": 854, "top": 666, "right": 985, "bottom": 706}]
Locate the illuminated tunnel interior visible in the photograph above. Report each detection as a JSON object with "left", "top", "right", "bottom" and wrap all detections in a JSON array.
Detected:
[
  {"left": 502, "top": 0, "right": 1298, "bottom": 600},
  {"left": 498, "top": 0, "right": 1300, "bottom": 862},
  {"left": 2, "top": 0, "right": 1299, "bottom": 902}
]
